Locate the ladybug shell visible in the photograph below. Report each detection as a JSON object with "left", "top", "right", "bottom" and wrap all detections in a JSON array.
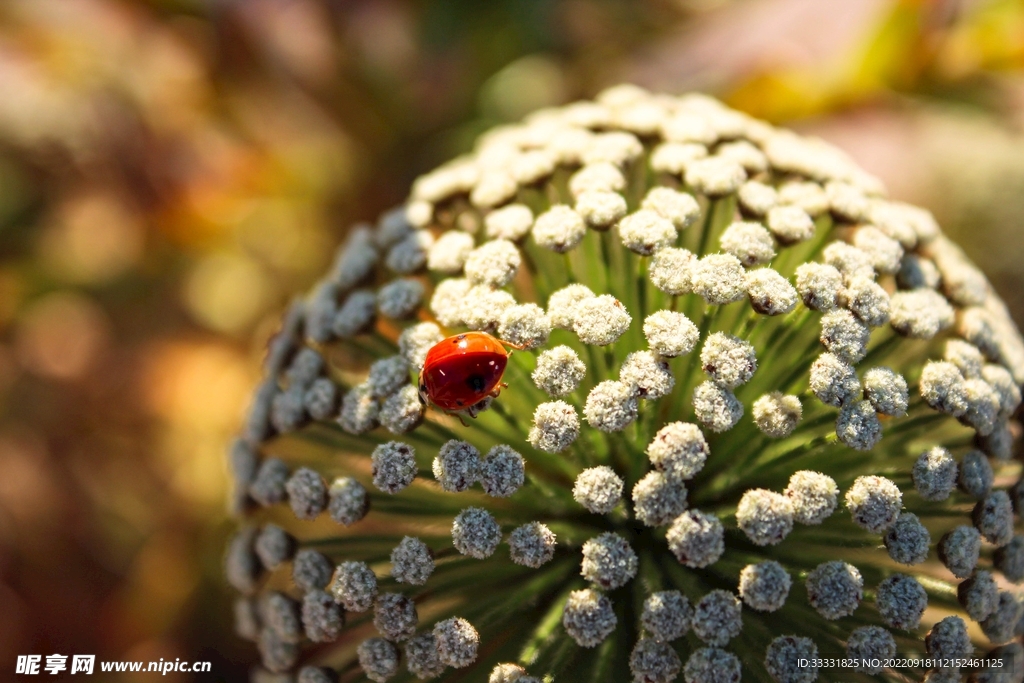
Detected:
[{"left": 419, "top": 332, "right": 509, "bottom": 411}]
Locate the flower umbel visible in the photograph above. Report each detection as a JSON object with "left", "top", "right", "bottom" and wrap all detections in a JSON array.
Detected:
[{"left": 227, "top": 87, "right": 1024, "bottom": 682}]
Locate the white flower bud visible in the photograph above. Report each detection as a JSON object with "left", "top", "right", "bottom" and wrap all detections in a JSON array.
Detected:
[
  {"left": 809, "top": 353, "right": 861, "bottom": 407},
  {"left": 692, "top": 590, "right": 742, "bottom": 646},
  {"left": 582, "top": 131, "right": 644, "bottom": 166},
  {"left": 386, "top": 229, "right": 433, "bottom": 274},
  {"left": 480, "top": 445, "right": 524, "bottom": 498},
  {"left": 528, "top": 401, "right": 579, "bottom": 453},
  {"left": 619, "top": 209, "right": 677, "bottom": 255},
  {"left": 925, "top": 616, "right": 972, "bottom": 660},
  {"left": 820, "top": 309, "right": 870, "bottom": 363},
  {"left": 739, "top": 561, "right": 791, "bottom": 612},
  {"left": 433, "top": 617, "right": 479, "bottom": 668},
  {"left": 464, "top": 239, "right": 521, "bottom": 287},
  {"left": 974, "top": 491, "right": 1014, "bottom": 547},
  {"left": 692, "top": 381, "right": 743, "bottom": 433},
  {"left": 485, "top": 203, "right": 534, "bottom": 241},
  {"left": 573, "top": 466, "right": 623, "bottom": 514},
  {"left": 667, "top": 510, "right": 724, "bottom": 568},
  {"left": 452, "top": 507, "right": 501, "bottom": 559},
  {"left": 795, "top": 262, "right": 843, "bottom": 311},
  {"left": 426, "top": 231, "right": 474, "bottom": 274},
  {"left": 569, "top": 162, "right": 626, "bottom": 197},
  {"left": 575, "top": 190, "right": 627, "bottom": 229},
  {"left": 691, "top": 254, "right": 746, "bottom": 305},
  {"left": 432, "top": 440, "right": 481, "bottom": 493},
  {"left": 461, "top": 285, "right": 516, "bottom": 331},
  {"left": 649, "top": 247, "right": 696, "bottom": 295},
  {"left": 371, "top": 442, "right": 417, "bottom": 494},
  {"left": 581, "top": 532, "right": 637, "bottom": 589},
  {"left": 660, "top": 111, "right": 717, "bottom": 144},
  {"left": 784, "top": 471, "right": 839, "bottom": 525},
  {"left": 746, "top": 268, "right": 798, "bottom": 316},
  {"left": 920, "top": 360, "right": 968, "bottom": 417},
  {"left": 547, "top": 283, "right": 595, "bottom": 329},
  {"left": 913, "top": 447, "right": 957, "bottom": 501},
  {"left": 358, "top": 638, "right": 399, "bottom": 682},
  {"left": 700, "top": 332, "right": 757, "bottom": 388},
  {"left": 838, "top": 275, "right": 890, "bottom": 327},
  {"left": 806, "top": 561, "right": 862, "bottom": 620},
  {"left": 498, "top": 303, "right": 550, "bottom": 349},
  {"left": 632, "top": 471, "right": 688, "bottom": 527},
  {"left": 533, "top": 205, "right": 586, "bottom": 253},
  {"left": 940, "top": 525, "right": 981, "bottom": 579},
  {"left": 823, "top": 242, "right": 874, "bottom": 280},
  {"left": 764, "top": 637, "right": 818, "bottom": 683},
  {"left": 737, "top": 489, "right": 794, "bottom": 546},
  {"left": 641, "top": 187, "right": 701, "bottom": 231},
  {"left": 845, "top": 475, "right": 901, "bottom": 532},
  {"left": 398, "top": 322, "right": 444, "bottom": 371},
  {"left": 685, "top": 156, "right": 746, "bottom": 197},
  {"left": 720, "top": 221, "right": 776, "bottom": 266},
  {"left": 642, "top": 590, "right": 693, "bottom": 642},
  {"left": 430, "top": 277, "right": 471, "bottom": 327},
  {"left": 846, "top": 626, "right": 895, "bottom": 674},
  {"left": 585, "top": 380, "right": 638, "bottom": 432},
  {"left": 573, "top": 295, "right": 632, "bottom": 346},
  {"left": 853, "top": 226, "right": 903, "bottom": 274},
  {"left": 532, "top": 345, "right": 586, "bottom": 396},
  {"left": 644, "top": 310, "right": 699, "bottom": 357},
  {"left": 380, "top": 385, "right": 424, "bottom": 434},
  {"left": 889, "top": 289, "right": 955, "bottom": 339},
  {"left": 508, "top": 522, "right": 557, "bottom": 568},
  {"left": 825, "top": 181, "right": 870, "bottom": 222},
  {"left": 884, "top": 512, "right": 930, "bottom": 565},
  {"left": 717, "top": 140, "right": 768, "bottom": 173},
  {"left": 377, "top": 278, "right": 424, "bottom": 319},
  {"left": 737, "top": 181, "right": 778, "bottom": 216},
  {"left": 562, "top": 588, "right": 616, "bottom": 648},
  {"left": 685, "top": 648, "right": 741, "bottom": 683},
  {"left": 753, "top": 392, "right": 802, "bottom": 437},
  {"left": 620, "top": 350, "right": 675, "bottom": 399},
  {"left": 650, "top": 141, "right": 708, "bottom": 175},
  {"left": 779, "top": 180, "right": 829, "bottom": 216},
  {"left": 767, "top": 205, "right": 815, "bottom": 244}
]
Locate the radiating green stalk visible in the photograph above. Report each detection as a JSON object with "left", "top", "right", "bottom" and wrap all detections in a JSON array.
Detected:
[{"left": 519, "top": 584, "right": 577, "bottom": 666}]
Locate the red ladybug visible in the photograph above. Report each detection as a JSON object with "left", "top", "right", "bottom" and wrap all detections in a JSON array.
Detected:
[{"left": 418, "top": 332, "right": 518, "bottom": 414}]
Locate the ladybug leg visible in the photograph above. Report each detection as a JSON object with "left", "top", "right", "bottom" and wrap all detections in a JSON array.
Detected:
[
  {"left": 498, "top": 340, "right": 527, "bottom": 352},
  {"left": 443, "top": 407, "right": 471, "bottom": 427}
]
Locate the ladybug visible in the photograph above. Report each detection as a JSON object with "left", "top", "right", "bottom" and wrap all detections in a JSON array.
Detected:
[{"left": 418, "top": 332, "right": 519, "bottom": 415}]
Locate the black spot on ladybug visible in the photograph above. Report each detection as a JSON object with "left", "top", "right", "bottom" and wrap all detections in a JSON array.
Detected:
[
  {"left": 456, "top": 399, "right": 464, "bottom": 406},
  {"left": 455, "top": 334, "right": 466, "bottom": 342},
  {"left": 466, "top": 374, "right": 485, "bottom": 393}
]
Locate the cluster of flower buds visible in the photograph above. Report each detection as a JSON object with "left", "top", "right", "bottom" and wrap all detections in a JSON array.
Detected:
[{"left": 226, "top": 85, "right": 1024, "bottom": 683}]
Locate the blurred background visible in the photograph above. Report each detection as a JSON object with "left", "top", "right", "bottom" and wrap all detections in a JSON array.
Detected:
[{"left": 1, "top": 0, "right": 1024, "bottom": 679}]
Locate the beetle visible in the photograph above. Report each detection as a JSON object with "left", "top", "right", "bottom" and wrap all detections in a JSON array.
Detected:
[{"left": 418, "top": 332, "right": 520, "bottom": 416}]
